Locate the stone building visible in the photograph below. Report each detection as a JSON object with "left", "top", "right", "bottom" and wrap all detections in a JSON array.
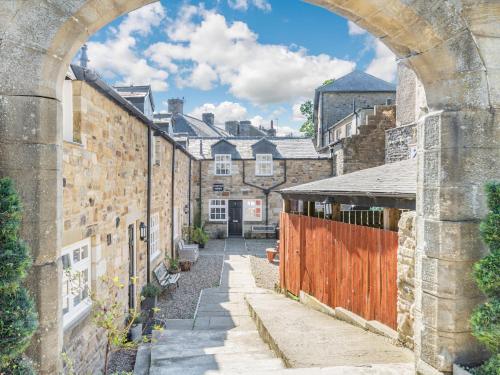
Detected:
[
  {"left": 187, "top": 137, "right": 332, "bottom": 238},
  {"left": 327, "top": 105, "right": 396, "bottom": 176},
  {"left": 224, "top": 120, "right": 277, "bottom": 137},
  {"left": 113, "top": 85, "right": 155, "bottom": 120},
  {"left": 314, "top": 70, "right": 396, "bottom": 149},
  {"left": 61, "top": 65, "right": 193, "bottom": 374}
]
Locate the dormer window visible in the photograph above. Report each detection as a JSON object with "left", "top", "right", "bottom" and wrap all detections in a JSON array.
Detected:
[
  {"left": 256, "top": 154, "right": 273, "bottom": 176},
  {"left": 215, "top": 154, "right": 232, "bottom": 176}
]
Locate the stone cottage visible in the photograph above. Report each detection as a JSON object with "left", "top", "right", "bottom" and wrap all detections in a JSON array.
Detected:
[
  {"left": 314, "top": 70, "right": 396, "bottom": 149},
  {"left": 187, "top": 137, "right": 332, "bottom": 238},
  {"left": 60, "top": 65, "right": 194, "bottom": 374}
]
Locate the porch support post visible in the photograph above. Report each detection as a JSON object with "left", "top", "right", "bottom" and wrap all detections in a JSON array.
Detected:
[
  {"left": 383, "top": 208, "right": 400, "bottom": 231},
  {"left": 283, "top": 198, "right": 291, "bottom": 213},
  {"left": 307, "top": 201, "right": 315, "bottom": 217},
  {"left": 332, "top": 203, "right": 341, "bottom": 221}
]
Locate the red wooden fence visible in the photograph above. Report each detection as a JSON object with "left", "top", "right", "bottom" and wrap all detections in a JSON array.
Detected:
[{"left": 279, "top": 212, "right": 398, "bottom": 329}]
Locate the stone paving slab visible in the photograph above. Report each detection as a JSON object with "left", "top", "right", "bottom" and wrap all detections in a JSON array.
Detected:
[{"left": 246, "top": 292, "right": 414, "bottom": 370}]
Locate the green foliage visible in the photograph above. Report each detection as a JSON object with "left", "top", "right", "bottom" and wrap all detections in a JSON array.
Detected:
[
  {"left": 0, "top": 178, "right": 38, "bottom": 372},
  {"left": 140, "top": 283, "right": 160, "bottom": 298},
  {"left": 473, "top": 353, "right": 500, "bottom": 375},
  {"left": 191, "top": 226, "right": 208, "bottom": 245},
  {"left": 322, "top": 78, "right": 335, "bottom": 86},
  {"left": 471, "top": 181, "right": 500, "bottom": 369},
  {"left": 471, "top": 298, "right": 500, "bottom": 353},
  {"left": 166, "top": 256, "right": 179, "bottom": 271},
  {"left": 473, "top": 253, "right": 500, "bottom": 297},
  {"left": 298, "top": 100, "right": 315, "bottom": 138}
]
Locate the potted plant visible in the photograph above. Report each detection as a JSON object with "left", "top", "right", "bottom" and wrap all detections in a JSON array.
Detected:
[
  {"left": 166, "top": 256, "right": 180, "bottom": 274},
  {"left": 192, "top": 226, "right": 208, "bottom": 249},
  {"left": 140, "top": 283, "right": 160, "bottom": 315}
]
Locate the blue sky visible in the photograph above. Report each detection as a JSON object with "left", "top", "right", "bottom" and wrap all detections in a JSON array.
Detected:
[{"left": 86, "top": 0, "right": 396, "bottom": 135}]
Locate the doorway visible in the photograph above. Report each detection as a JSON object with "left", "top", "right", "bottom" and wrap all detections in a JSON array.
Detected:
[
  {"left": 228, "top": 200, "right": 243, "bottom": 237},
  {"left": 128, "top": 223, "right": 136, "bottom": 309}
]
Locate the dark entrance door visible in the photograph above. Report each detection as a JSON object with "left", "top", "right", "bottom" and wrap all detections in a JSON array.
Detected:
[
  {"left": 128, "top": 224, "right": 136, "bottom": 309},
  {"left": 228, "top": 200, "right": 243, "bottom": 237}
]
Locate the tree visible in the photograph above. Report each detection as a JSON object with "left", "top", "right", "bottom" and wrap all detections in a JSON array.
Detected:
[
  {"left": 0, "top": 178, "right": 38, "bottom": 374},
  {"left": 299, "top": 100, "right": 315, "bottom": 138},
  {"left": 470, "top": 181, "right": 500, "bottom": 374}
]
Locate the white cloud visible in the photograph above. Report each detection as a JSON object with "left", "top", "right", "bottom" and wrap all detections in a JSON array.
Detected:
[
  {"left": 347, "top": 20, "right": 367, "bottom": 36},
  {"left": 177, "top": 63, "right": 218, "bottom": 90},
  {"left": 227, "top": 0, "right": 271, "bottom": 12},
  {"left": 87, "top": 3, "right": 170, "bottom": 91},
  {"left": 146, "top": 7, "right": 355, "bottom": 104},
  {"left": 292, "top": 101, "right": 306, "bottom": 122},
  {"left": 189, "top": 101, "right": 248, "bottom": 123},
  {"left": 365, "top": 38, "right": 397, "bottom": 82}
]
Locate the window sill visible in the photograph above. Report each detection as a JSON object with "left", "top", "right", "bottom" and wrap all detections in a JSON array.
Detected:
[
  {"left": 214, "top": 174, "right": 231, "bottom": 177},
  {"left": 63, "top": 302, "right": 92, "bottom": 333},
  {"left": 150, "top": 251, "right": 161, "bottom": 263}
]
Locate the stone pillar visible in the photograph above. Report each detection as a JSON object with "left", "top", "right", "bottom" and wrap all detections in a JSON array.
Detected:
[
  {"left": 0, "top": 96, "right": 63, "bottom": 374},
  {"left": 414, "top": 110, "right": 498, "bottom": 374}
]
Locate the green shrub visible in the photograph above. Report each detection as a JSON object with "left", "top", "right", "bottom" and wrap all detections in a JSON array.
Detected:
[
  {"left": 470, "top": 298, "right": 500, "bottom": 354},
  {"left": 0, "top": 178, "right": 38, "bottom": 373},
  {"left": 191, "top": 227, "right": 208, "bottom": 245},
  {"left": 471, "top": 181, "right": 500, "bottom": 371},
  {"left": 473, "top": 253, "right": 500, "bottom": 297},
  {"left": 474, "top": 353, "right": 500, "bottom": 375},
  {"left": 140, "top": 283, "right": 160, "bottom": 298}
]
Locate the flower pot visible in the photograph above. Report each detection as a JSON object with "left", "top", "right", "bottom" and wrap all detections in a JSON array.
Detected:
[
  {"left": 130, "top": 323, "right": 143, "bottom": 343},
  {"left": 180, "top": 261, "right": 192, "bottom": 272},
  {"left": 266, "top": 248, "right": 277, "bottom": 263},
  {"left": 198, "top": 243, "right": 205, "bottom": 249}
]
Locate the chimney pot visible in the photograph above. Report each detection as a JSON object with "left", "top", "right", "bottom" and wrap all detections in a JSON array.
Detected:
[{"left": 168, "top": 98, "right": 184, "bottom": 115}]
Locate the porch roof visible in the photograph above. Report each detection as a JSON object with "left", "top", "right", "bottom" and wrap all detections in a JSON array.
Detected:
[{"left": 280, "top": 159, "right": 417, "bottom": 209}]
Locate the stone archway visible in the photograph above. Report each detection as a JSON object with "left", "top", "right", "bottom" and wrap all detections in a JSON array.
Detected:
[{"left": 0, "top": 1, "right": 498, "bottom": 374}]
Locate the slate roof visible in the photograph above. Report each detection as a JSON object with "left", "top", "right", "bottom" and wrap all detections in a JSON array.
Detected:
[
  {"left": 281, "top": 159, "right": 416, "bottom": 199},
  {"left": 316, "top": 70, "right": 396, "bottom": 93},
  {"left": 187, "top": 137, "right": 326, "bottom": 160},
  {"left": 170, "top": 113, "right": 229, "bottom": 137}
]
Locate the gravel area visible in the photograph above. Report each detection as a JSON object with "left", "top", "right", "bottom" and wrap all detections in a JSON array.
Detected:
[
  {"left": 108, "top": 348, "right": 136, "bottom": 374},
  {"left": 156, "top": 253, "right": 224, "bottom": 320},
  {"left": 250, "top": 255, "right": 279, "bottom": 290}
]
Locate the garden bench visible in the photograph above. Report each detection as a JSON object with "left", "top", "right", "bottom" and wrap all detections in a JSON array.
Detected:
[
  {"left": 178, "top": 239, "right": 199, "bottom": 263},
  {"left": 153, "top": 262, "right": 180, "bottom": 291}
]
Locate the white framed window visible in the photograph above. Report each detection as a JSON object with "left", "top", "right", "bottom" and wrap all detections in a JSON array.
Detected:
[
  {"left": 214, "top": 154, "right": 231, "bottom": 176},
  {"left": 336, "top": 129, "right": 341, "bottom": 141},
  {"left": 346, "top": 124, "right": 352, "bottom": 137},
  {"left": 150, "top": 213, "right": 160, "bottom": 260},
  {"left": 244, "top": 199, "right": 262, "bottom": 221},
  {"left": 255, "top": 154, "right": 273, "bottom": 176},
  {"left": 154, "top": 137, "right": 161, "bottom": 166},
  {"left": 209, "top": 199, "right": 228, "bottom": 221},
  {"left": 62, "top": 238, "right": 91, "bottom": 328}
]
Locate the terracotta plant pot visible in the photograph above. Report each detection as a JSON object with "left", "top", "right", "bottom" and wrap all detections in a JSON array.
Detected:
[
  {"left": 266, "top": 248, "right": 277, "bottom": 263},
  {"left": 180, "top": 261, "right": 192, "bottom": 271}
]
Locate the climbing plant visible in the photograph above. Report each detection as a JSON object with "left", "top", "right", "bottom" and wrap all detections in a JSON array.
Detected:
[
  {"left": 470, "top": 181, "right": 500, "bottom": 375},
  {"left": 0, "top": 178, "right": 38, "bottom": 374}
]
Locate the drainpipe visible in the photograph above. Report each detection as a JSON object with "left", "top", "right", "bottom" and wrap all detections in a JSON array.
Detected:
[
  {"left": 188, "top": 157, "right": 192, "bottom": 227},
  {"left": 146, "top": 125, "right": 152, "bottom": 283},
  {"left": 171, "top": 144, "right": 176, "bottom": 257},
  {"left": 198, "top": 159, "right": 202, "bottom": 228}
]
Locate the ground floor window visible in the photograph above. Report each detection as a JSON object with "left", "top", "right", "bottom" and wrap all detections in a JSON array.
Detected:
[
  {"left": 209, "top": 199, "right": 227, "bottom": 221},
  {"left": 62, "top": 238, "right": 91, "bottom": 327},
  {"left": 244, "top": 199, "right": 263, "bottom": 221},
  {"left": 150, "top": 212, "right": 160, "bottom": 260}
]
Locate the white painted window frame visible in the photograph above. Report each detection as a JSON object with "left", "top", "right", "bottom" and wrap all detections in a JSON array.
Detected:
[
  {"left": 255, "top": 154, "right": 273, "bottom": 176},
  {"left": 214, "top": 154, "right": 232, "bottom": 176},
  {"left": 62, "top": 238, "right": 92, "bottom": 328},
  {"left": 244, "top": 199, "right": 263, "bottom": 221},
  {"left": 209, "top": 199, "right": 228, "bottom": 222},
  {"left": 150, "top": 212, "right": 160, "bottom": 261}
]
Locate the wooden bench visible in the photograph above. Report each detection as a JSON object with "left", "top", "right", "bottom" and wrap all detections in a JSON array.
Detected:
[
  {"left": 153, "top": 262, "right": 180, "bottom": 291},
  {"left": 251, "top": 225, "right": 276, "bottom": 234}
]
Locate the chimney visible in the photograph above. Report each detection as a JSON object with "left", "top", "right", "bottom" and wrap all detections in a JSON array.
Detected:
[
  {"left": 80, "top": 44, "right": 89, "bottom": 68},
  {"left": 225, "top": 121, "right": 240, "bottom": 136},
  {"left": 270, "top": 120, "right": 274, "bottom": 129},
  {"left": 168, "top": 98, "right": 184, "bottom": 114},
  {"left": 202, "top": 113, "right": 215, "bottom": 127}
]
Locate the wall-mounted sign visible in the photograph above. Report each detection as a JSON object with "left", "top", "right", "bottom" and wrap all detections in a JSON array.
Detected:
[{"left": 213, "top": 183, "right": 224, "bottom": 192}]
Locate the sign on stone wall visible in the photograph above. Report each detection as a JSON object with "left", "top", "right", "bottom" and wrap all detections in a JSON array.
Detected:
[{"left": 213, "top": 183, "right": 224, "bottom": 192}]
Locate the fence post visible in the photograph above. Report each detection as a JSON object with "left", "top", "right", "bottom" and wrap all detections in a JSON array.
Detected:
[
  {"left": 332, "top": 203, "right": 341, "bottom": 221},
  {"left": 383, "top": 208, "right": 400, "bottom": 231},
  {"left": 283, "top": 198, "right": 291, "bottom": 213}
]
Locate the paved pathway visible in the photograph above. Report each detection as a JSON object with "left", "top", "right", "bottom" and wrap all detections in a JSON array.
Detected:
[{"left": 142, "top": 239, "right": 415, "bottom": 375}]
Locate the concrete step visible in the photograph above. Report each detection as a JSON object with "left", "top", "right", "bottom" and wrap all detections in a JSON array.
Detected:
[
  {"left": 133, "top": 344, "right": 150, "bottom": 375},
  {"left": 245, "top": 293, "right": 414, "bottom": 371},
  {"left": 163, "top": 319, "right": 194, "bottom": 330},
  {"left": 150, "top": 352, "right": 283, "bottom": 375},
  {"left": 151, "top": 329, "right": 272, "bottom": 361}
]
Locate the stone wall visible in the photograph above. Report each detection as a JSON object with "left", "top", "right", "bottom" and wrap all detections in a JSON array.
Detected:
[
  {"left": 333, "top": 105, "right": 396, "bottom": 175},
  {"left": 62, "top": 81, "right": 191, "bottom": 374},
  {"left": 397, "top": 211, "right": 416, "bottom": 349},
  {"left": 385, "top": 123, "right": 417, "bottom": 163},
  {"left": 195, "top": 158, "right": 332, "bottom": 237}
]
